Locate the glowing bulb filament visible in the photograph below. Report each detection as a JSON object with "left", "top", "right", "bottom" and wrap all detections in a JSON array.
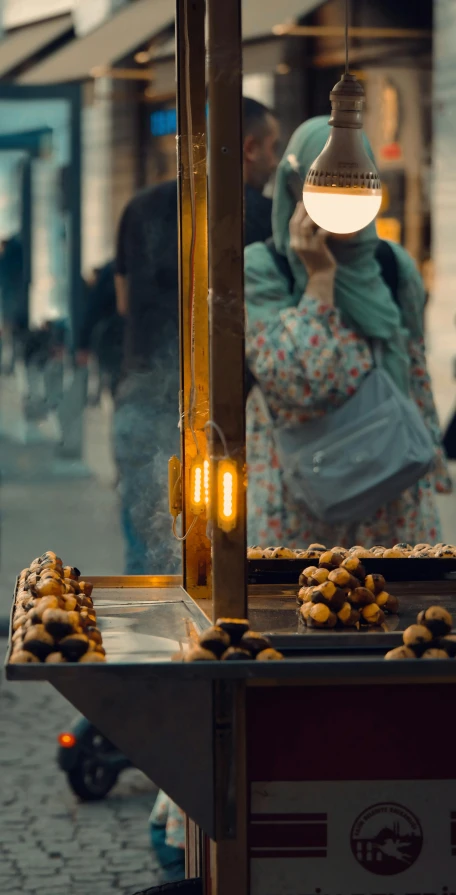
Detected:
[
  {"left": 204, "top": 459, "right": 210, "bottom": 508},
  {"left": 217, "top": 459, "right": 237, "bottom": 532},
  {"left": 222, "top": 472, "right": 233, "bottom": 517},
  {"left": 194, "top": 467, "right": 202, "bottom": 503},
  {"left": 190, "top": 456, "right": 205, "bottom": 515}
]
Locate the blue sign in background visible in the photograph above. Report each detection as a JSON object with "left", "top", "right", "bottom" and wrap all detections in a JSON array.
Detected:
[{"left": 150, "top": 108, "right": 177, "bottom": 137}]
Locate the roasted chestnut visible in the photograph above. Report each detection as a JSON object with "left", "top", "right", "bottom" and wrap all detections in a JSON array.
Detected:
[
  {"left": 375, "top": 591, "right": 399, "bottom": 614},
  {"left": 402, "top": 624, "right": 433, "bottom": 655},
  {"left": 308, "top": 604, "right": 338, "bottom": 628},
  {"left": 417, "top": 606, "right": 453, "bottom": 637},
  {"left": 59, "top": 634, "right": 90, "bottom": 662},
  {"left": 40, "top": 569, "right": 64, "bottom": 582},
  {"left": 9, "top": 650, "right": 40, "bottom": 664},
  {"left": 331, "top": 545, "right": 349, "bottom": 558},
  {"left": 86, "top": 627, "right": 103, "bottom": 646},
  {"left": 13, "top": 613, "right": 27, "bottom": 631},
  {"left": 256, "top": 648, "right": 283, "bottom": 661},
  {"left": 349, "top": 587, "right": 375, "bottom": 608},
  {"left": 79, "top": 581, "right": 93, "bottom": 597},
  {"left": 361, "top": 604, "right": 385, "bottom": 626},
  {"left": 78, "top": 651, "right": 106, "bottom": 663},
  {"left": 365, "top": 574, "right": 386, "bottom": 595},
  {"left": 307, "top": 567, "right": 329, "bottom": 586},
  {"left": 42, "top": 609, "right": 75, "bottom": 640},
  {"left": 199, "top": 626, "right": 231, "bottom": 658},
  {"left": 221, "top": 647, "right": 252, "bottom": 660},
  {"left": 35, "top": 578, "right": 64, "bottom": 598},
  {"left": 271, "top": 547, "right": 296, "bottom": 559},
  {"left": 384, "top": 646, "right": 415, "bottom": 660},
  {"left": 337, "top": 602, "right": 360, "bottom": 627},
  {"left": 30, "top": 596, "right": 60, "bottom": 622},
  {"left": 23, "top": 625, "right": 55, "bottom": 660},
  {"left": 185, "top": 646, "right": 218, "bottom": 661},
  {"left": 247, "top": 546, "right": 264, "bottom": 559},
  {"left": 299, "top": 566, "right": 318, "bottom": 587},
  {"left": 341, "top": 557, "right": 366, "bottom": 581},
  {"left": 240, "top": 631, "right": 272, "bottom": 657},
  {"left": 328, "top": 568, "right": 357, "bottom": 590},
  {"left": 319, "top": 551, "right": 344, "bottom": 570},
  {"left": 216, "top": 618, "right": 250, "bottom": 644},
  {"left": 311, "top": 580, "right": 345, "bottom": 611}
]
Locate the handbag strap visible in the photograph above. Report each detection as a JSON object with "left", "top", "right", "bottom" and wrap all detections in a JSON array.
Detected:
[{"left": 371, "top": 338, "right": 384, "bottom": 368}]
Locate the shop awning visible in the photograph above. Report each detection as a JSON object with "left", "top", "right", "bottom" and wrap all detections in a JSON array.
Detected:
[
  {"left": 20, "top": 0, "right": 325, "bottom": 85},
  {"left": 152, "top": 0, "right": 326, "bottom": 60},
  {"left": 0, "top": 14, "right": 73, "bottom": 79},
  {"left": 19, "top": 0, "right": 174, "bottom": 84}
]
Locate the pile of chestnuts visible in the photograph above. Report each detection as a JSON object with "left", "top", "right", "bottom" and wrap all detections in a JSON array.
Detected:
[
  {"left": 10, "top": 551, "right": 105, "bottom": 664},
  {"left": 184, "top": 618, "right": 283, "bottom": 662},
  {"left": 385, "top": 606, "right": 455, "bottom": 659},
  {"left": 298, "top": 550, "right": 399, "bottom": 629}
]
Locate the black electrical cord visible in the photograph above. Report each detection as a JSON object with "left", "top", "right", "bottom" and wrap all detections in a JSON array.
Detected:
[{"left": 345, "top": 0, "right": 349, "bottom": 74}]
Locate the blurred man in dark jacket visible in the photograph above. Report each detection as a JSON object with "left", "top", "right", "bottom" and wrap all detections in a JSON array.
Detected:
[
  {"left": 114, "top": 97, "right": 279, "bottom": 574},
  {"left": 77, "top": 261, "right": 124, "bottom": 399}
]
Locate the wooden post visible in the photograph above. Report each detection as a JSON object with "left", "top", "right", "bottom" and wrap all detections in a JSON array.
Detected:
[
  {"left": 176, "top": 0, "right": 211, "bottom": 601},
  {"left": 207, "top": 0, "right": 247, "bottom": 623}
]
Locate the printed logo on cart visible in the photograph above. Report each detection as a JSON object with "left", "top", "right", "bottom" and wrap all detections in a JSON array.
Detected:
[{"left": 350, "top": 802, "right": 423, "bottom": 875}]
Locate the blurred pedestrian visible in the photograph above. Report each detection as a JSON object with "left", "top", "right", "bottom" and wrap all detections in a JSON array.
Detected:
[
  {"left": 77, "top": 261, "right": 123, "bottom": 400},
  {"left": 114, "top": 96, "right": 280, "bottom": 576},
  {"left": 245, "top": 117, "right": 451, "bottom": 549},
  {"left": 0, "top": 235, "right": 25, "bottom": 374},
  {"left": 243, "top": 97, "right": 281, "bottom": 244}
]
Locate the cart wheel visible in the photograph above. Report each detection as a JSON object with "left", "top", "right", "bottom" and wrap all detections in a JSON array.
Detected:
[{"left": 67, "top": 758, "right": 118, "bottom": 801}]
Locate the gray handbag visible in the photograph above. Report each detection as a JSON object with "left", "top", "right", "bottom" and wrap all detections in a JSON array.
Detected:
[{"left": 257, "top": 344, "right": 435, "bottom": 524}]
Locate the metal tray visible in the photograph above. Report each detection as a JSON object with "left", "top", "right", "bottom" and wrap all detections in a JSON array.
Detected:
[
  {"left": 5, "top": 580, "right": 210, "bottom": 680},
  {"left": 247, "top": 557, "right": 456, "bottom": 585}
]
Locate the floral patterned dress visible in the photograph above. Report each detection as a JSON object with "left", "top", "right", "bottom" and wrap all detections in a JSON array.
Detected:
[{"left": 246, "top": 246, "right": 451, "bottom": 550}]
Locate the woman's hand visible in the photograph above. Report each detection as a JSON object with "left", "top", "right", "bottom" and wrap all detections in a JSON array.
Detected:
[{"left": 289, "top": 203, "right": 336, "bottom": 305}]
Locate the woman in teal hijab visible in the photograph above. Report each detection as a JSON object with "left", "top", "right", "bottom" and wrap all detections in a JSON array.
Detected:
[{"left": 245, "top": 116, "right": 450, "bottom": 550}]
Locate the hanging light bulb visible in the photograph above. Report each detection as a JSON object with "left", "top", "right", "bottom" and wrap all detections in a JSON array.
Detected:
[{"left": 303, "top": 3, "right": 381, "bottom": 234}]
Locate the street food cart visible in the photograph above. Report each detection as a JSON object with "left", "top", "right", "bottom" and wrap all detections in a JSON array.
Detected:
[{"left": 6, "top": 2, "right": 456, "bottom": 894}]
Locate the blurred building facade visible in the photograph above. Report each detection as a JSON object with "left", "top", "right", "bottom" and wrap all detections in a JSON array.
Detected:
[{"left": 0, "top": 1, "right": 441, "bottom": 339}]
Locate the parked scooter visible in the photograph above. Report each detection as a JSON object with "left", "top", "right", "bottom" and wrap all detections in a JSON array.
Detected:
[{"left": 57, "top": 715, "right": 131, "bottom": 800}]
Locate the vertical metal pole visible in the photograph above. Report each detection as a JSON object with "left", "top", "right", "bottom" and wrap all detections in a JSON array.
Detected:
[
  {"left": 211, "top": 681, "right": 248, "bottom": 895},
  {"left": 176, "top": 0, "right": 211, "bottom": 601},
  {"left": 207, "top": 0, "right": 247, "bottom": 622}
]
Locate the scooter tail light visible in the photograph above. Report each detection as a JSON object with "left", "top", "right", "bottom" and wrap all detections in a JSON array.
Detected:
[{"left": 58, "top": 732, "right": 76, "bottom": 748}]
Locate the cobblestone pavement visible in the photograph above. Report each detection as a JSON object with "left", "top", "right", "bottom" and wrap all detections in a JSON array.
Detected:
[{"left": 0, "top": 642, "right": 162, "bottom": 895}]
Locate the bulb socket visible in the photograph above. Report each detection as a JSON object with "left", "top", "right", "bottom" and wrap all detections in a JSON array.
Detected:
[
  {"left": 329, "top": 73, "right": 365, "bottom": 130},
  {"left": 304, "top": 73, "right": 381, "bottom": 193}
]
